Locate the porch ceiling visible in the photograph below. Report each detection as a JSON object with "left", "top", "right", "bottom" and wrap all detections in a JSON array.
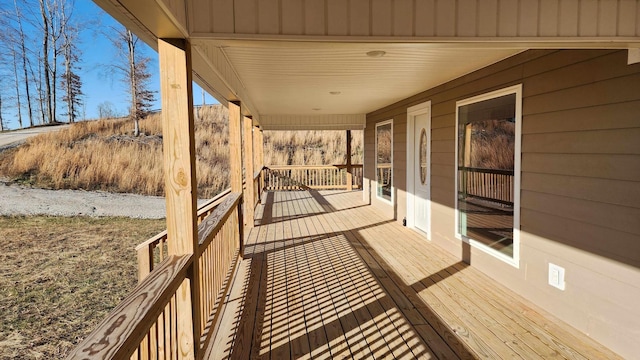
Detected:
[{"left": 193, "top": 40, "right": 523, "bottom": 128}]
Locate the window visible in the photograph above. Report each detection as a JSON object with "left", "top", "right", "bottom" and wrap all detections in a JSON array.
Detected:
[
  {"left": 419, "top": 128, "right": 428, "bottom": 185},
  {"left": 455, "top": 85, "right": 522, "bottom": 266},
  {"left": 376, "top": 120, "right": 393, "bottom": 203}
]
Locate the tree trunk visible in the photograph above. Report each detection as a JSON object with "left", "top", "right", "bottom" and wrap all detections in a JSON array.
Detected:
[
  {"left": 0, "top": 91, "right": 4, "bottom": 132},
  {"left": 39, "top": 0, "right": 53, "bottom": 124},
  {"left": 127, "top": 30, "right": 139, "bottom": 136},
  {"left": 12, "top": 49, "right": 23, "bottom": 129},
  {"left": 15, "top": 0, "right": 34, "bottom": 127}
]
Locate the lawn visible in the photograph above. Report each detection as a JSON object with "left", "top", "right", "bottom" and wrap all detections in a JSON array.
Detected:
[{"left": 0, "top": 216, "right": 166, "bottom": 359}]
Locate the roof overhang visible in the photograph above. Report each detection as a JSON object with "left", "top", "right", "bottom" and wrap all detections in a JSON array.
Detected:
[{"left": 92, "top": 0, "right": 640, "bottom": 130}]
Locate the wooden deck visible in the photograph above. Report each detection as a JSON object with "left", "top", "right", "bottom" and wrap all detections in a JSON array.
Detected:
[{"left": 205, "top": 190, "right": 620, "bottom": 359}]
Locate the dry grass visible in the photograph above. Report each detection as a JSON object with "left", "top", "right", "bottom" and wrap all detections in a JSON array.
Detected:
[
  {"left": 0, "top": 106, "right": 230, "bottom": 199},
  {"left": 0, "top": 105, "right": 363, "bottom": 197},
  {"left": 264, "top": 129, "right": 363, "bottom": 165},
  {"left": 0, "top": 216, "right": 166, "bottom": 360}
]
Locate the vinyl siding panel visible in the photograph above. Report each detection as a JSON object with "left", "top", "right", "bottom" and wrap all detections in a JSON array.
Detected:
[
  {"left": 364, "top": 49, "right": 640, "bottom": 358},
  {"left": 191, "top": 0, "right": 639, "bottom": 38}
]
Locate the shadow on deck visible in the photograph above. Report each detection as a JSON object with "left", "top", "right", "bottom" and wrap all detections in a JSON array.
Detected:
[{"left": 205, "top": 190, "right": 619, "bottom": 360}]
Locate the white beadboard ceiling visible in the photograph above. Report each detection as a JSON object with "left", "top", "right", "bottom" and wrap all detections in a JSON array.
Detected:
[{"left": 201, "top": 41, "right": 523, "bottom": 119}]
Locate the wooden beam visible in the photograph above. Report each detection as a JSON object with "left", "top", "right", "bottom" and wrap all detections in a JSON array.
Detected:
[
  {"left": 229, "top": 102, "right": 243, "bottom": 193},
  {"left": 158, "top": 37, "right": 199, "bottom": 359},
  {"left": 243, "top": 116, "right": 255, "bottom": 228},
  {"left": 346, "top": 130, "right": 353, "bottom": 191}
]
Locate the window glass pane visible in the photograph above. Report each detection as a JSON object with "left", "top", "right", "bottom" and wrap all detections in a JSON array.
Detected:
[
  {"left": 419, "top": 129, "right": 427, "bottom": 185},
  {"left": 376, "top": 123, "right": 392, "bottom": 201},
  {"left": 458, "top": 94, "right": 515, "bottom": 258}
]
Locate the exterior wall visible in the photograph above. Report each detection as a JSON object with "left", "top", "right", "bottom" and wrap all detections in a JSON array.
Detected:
[
  {"left": 189, "top": 0, "right": 640, "bottom": 39},
  {"left": 363, "top": 49, "right": 640, "bottom": 358}
]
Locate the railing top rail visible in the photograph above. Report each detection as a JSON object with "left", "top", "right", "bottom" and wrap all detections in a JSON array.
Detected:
[
  {"left": 198, "top": 192, "right": 242, "bottom": 248},
  {"left": 134, "top": 188, "right": 233, "bottom": 252},
  {"left": 266, "top": 164, "right": 363, "bottom": 170},
  {"left": 457, "top": 166, "right": 514, "bottom": 176},
  {"left": 196, "top": 188, "right": 232, "bottom": 218},
  {"left": 66, "top": 254, "right": 193, "bottom": 360},
  {"left": 135, "top": 229, "right": 168, "bottom": 251}
]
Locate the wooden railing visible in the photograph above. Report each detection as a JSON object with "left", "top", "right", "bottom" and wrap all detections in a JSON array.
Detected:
[
  {"left": 67, "top": 192, "right": 243, "bottom": 360},
  {"left": 135, "top": 188, "right": 233, "bottom": 281},
  {"left": 263, "top": 164, "right": 363, "bottom": 191},
  {"left": 458, "top": 166, "right": 514, "bottom": 205},
  {"left": 135, "top": 167, "right": 264, "bottom": 281}
]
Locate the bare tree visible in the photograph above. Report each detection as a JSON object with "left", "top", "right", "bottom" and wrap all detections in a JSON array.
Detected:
[
  {"left": 97, "top": 101, "right": 116, "bottom": 119},
  {"left": 60, "top": 2, "right": 82, "bottom": 123},
  {"left": 107, "top": 26, "right": 155, "bottom": 136},
  {"left": 13, "top": 0, "right": 34, "bottom": 127},
  {"left": 38, "top": 0, "right": 53, "bottom": 124},
  {"left": 11, "top": 46, "right": 23, "bottom": 129}
]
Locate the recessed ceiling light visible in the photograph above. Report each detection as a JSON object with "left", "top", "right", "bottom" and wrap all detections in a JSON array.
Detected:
[
  {"left": 366, "top": 50, "right": 386, "bottom": 58},
  {"left": 329, "top": 91, "right": 341, "bottom": 95},
  {"left": 312, "top": 108, "right": 321, "bottom": 111}
]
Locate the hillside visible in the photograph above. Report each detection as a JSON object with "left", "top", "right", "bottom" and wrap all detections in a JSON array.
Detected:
[{"left": 0, "top": 105, "right": 362, "bottom": 199}]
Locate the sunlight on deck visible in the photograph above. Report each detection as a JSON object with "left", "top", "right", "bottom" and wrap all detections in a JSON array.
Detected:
[{"left": 205, "top": 190, "right": 619, "bottom": 360}]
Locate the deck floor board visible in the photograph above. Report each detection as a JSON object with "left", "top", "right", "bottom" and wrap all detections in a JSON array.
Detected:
[{"left": 206, "top": 190, "right": 621, "bottom": 360}]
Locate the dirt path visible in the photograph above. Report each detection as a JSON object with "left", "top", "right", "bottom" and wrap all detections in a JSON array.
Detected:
[
  {"left": 0, "top": 181, "right": 167, "bottom": 219},
  {"left": 0, "top": 124, "right": 70, "bottom": 150}
]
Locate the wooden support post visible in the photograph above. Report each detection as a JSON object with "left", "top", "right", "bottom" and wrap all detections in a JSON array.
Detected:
[
  {"left": 346, "top": 130, "right": 353, "bottom": 191},
  {"left": 228, "top": 101, "right": 244, "bottom": 255},
  {"left": 257, "top": 129, "right": 265, "bottom": 198},
  {"left": 243, "top": 116, "right": 255, "bottom": 228},
  {"left": 253, "top": 126, "right": 261, "bottom": 201},
  {"left": 158, "top": 38, "right": 199, "bottom": 359},
  {"left": 229, "top": 102, "right": 243, "bottom": 193}
]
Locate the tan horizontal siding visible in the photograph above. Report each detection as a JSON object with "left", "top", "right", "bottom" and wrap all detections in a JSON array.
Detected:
[
  {"left": 521, "top": 190, "right": 640, "bottom": 236},
  {"left": 523, "top": 101, "right": 640, "bottom": 134},
  {"left": 521, "top": 172, "right": 640, "bottom": 208},
  {"left": 190, "top": 0, "right": 640, "bottom": 38},
  {"left": 522, "top": 153, "right": 640, "bottom": 181},
  {"left": 523, "top": 128, "right": 640, "bottom": 154}
]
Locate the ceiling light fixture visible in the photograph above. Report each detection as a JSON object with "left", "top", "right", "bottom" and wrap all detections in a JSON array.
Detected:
[
  {"left": 329, "top": 91, "right": 341, "bottom": 95},
  {"left": 366, "top": 50, "right": 386, "bottom": 58}
]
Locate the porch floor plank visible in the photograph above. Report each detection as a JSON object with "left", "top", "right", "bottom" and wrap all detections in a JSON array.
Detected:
[{"left": 205, "top": 190, "right": 621, "bottom": 360}]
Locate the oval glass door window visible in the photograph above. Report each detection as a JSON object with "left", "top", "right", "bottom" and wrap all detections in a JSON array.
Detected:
[{"left": 419, "top": 128, "right": 427, "bottom": 184}]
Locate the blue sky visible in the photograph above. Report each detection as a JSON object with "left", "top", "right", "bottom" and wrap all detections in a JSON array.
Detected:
[{"left": 3, "top": 1, "right": 218, "bottom": 130}]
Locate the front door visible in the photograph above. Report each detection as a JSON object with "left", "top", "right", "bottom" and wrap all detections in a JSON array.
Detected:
[{"left": 413, "top": 112, "right": 430, "bottom": 234}]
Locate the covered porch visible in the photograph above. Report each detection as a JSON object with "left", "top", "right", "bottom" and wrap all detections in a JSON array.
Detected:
[{"left": 206, "top": 189, "right": 618, "bottom": 359}]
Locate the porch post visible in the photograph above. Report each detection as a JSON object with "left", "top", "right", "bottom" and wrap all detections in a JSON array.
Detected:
[
  {"left": 243, "top": 116, "right": 255, "bottom": 228},
  {"left": 158, "top": 38, "right": 199, "bottom": 358},
  {"left": 228, "top": 101, "right": 244, "bottom": 253},
  {"left": 253, "top": 125, "right": 262, "bottom": 200},
  {"left": 346, "top": 130, "right": 353, "bottom": 191},
  {"left": 228, "top": 102, "right": 243, "bottom": 193}
]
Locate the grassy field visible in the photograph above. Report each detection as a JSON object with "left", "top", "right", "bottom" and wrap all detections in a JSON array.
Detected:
[
  {"left": 0, "top": 216, "right": 166, "bottom": 359},
  {"left": 0, "top": 105, "right": 362, "bottom": 198}
]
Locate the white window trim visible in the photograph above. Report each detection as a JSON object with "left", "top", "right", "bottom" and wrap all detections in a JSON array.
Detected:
[
  {"left": 406, "top": 101, "right": 431, "bottom": 240},
  {"left": 454, "top": 84, "right": 522, "bottom": 268},
  {"left": 375, "top": 119, "right": 394, "bottom": 205}
]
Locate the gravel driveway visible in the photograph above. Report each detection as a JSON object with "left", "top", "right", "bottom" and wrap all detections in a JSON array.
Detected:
[{"left": 0, "top": 181, "right": 167, "bottom": 219}]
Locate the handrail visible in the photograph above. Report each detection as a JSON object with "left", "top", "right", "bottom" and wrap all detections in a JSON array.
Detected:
[
  {"left": 134, "top": 188, "right": 232, "bottom": 253},
  {"left": 267, "top": 164, "right": 363, "bottom": 169},
  {"left": 263, "top": 164, "right": 363, "bottom": 191},
  {"left": 458, "top": 166, "right": 514, "bottom": 176},
  {"left": 458, "top": 166, "right": 514, "bottom": 205},
  {"left": 66, "top": 254, "right": 193, "bottom": 359},
  {"left": 198, "top": 193, "right": 242, "bottom": 247}
]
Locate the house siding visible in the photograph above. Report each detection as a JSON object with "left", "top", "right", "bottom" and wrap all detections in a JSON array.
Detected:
[{"left": 364, "top": 49, "right": 640, "bottom": 358}]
